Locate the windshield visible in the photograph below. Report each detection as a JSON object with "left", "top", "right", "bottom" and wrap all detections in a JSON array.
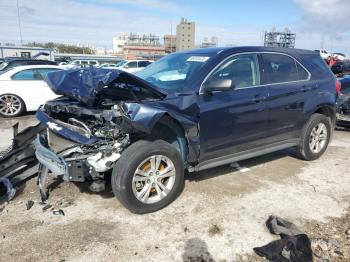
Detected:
[
  {"left": 135, "top": 53, "right": 213, "bottom": 92},
  {"left": 0, "top": 62, "right": 8, "bottom": 70},
  {"left": 116, "top": 61, "right": 127, "bottom": 67}
]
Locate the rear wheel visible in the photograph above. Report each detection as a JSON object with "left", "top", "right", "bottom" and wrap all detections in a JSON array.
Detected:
[
  {"left": 0, "top": 94, "right": 25, "bottom": 117},
  {"left": 297, "top": 113, "right": 331, "bottom": 161},
  {"left": 111, "top": 140, "right": 184, "bottom": 214}
]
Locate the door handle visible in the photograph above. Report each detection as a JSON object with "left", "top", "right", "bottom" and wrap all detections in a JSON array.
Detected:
[{"left": 252, "top": 95, "right": 265, "bottom": 103}]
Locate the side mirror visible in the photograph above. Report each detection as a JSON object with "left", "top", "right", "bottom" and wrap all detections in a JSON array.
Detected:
[
  {"left": 203, "top": 78, "right": 234, "bottom": 92},
  {"left": 124, "top": 65, "right": 129, "bottom": 69}
]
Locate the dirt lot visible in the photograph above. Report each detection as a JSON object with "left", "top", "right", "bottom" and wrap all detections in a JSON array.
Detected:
[{"left": 1, "top": 114, "right": 350, "bottom": 262}]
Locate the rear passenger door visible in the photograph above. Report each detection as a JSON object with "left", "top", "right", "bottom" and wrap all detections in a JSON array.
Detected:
[{"left": 261, "top": 53, "right": 312, "bottom": 144}]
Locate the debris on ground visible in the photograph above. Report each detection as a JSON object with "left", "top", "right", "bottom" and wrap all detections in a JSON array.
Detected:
[
  {"left": 53, "top": 209, "right": 65, "bottom": 216},
  {"left": 0, "top": 177, "right": 16, "bottom": 203},
  {"left": 26, "top": 200, "right": 34, "bottom": 210},
  {"left": 208, "top": 224, "right": 222, "bottom": 236},
  {"left": 306, "top": 205, "right": 350, "bottom": 262},
  {"left": 42, "top": 204, "right": 53, "bottom": 212},
  {"left": 254, "top": 216, "right": 312, "bottom": 262}
]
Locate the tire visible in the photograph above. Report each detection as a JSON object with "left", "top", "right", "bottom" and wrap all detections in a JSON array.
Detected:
[
  {"left": 111, "top": 139, "right": 184, "bottom": 214},
  {"left": 0, "top": 94, "right": 26, "bottom": 117},
  {"left": 297, "top": 113, "right": 332, "bottom": 161}
]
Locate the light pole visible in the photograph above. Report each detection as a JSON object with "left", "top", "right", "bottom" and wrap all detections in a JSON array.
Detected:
[{"left": 16, "top": 0, "right": 23, "bottom": 45}]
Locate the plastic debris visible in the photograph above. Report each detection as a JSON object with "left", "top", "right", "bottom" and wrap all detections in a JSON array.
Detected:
[
  {"left": 53, "top": 209, "right": 65, "bottom": 216},
  {"left": 26, "top": 200, "right": 34, "bottom": 210},
  {"left": 42, "top": 204, "right": 53, "bottom": 211},
  {"left": 0, "top": 177, "right": 16, "bottom": 202}
]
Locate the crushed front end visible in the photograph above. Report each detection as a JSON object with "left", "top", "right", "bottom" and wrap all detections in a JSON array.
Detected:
[{"left": 34, "top": 98, "right": 130, "bottom": 199}]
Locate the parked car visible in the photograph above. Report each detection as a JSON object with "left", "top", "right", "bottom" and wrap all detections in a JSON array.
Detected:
[
  {"left": 0, "top": 58, "right": 57, "bottom": 72},
  {"left": 116, "top": 60, "right": 152, "bottom": 73},
  {"left": 336, "top": 76, "right": 350, "bottom": 127},
  {"left": 331, "top": 61, "right": 350, "bottom": 74},
  {"left": 60, "top": 60, "right": 99, "bottom": 69},
  {"left": 13, "top": 47, "right": 337, "bottom": 214},
  {"left": 332, "top": 53, "right": 346, "bottom": 61},
  {"left": 0, "top": 65, "right": 62, "bottom": 117},
  {"left": 315, "top": 49, "right": 331, "bottom": 59},
  {"left": 98, "top": 63, "right": 121, "bottom": 69}
]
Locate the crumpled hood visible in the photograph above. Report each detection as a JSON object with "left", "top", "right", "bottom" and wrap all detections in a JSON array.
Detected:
[{"left": 45, "top": 68, "right": 166, "bottom": 106}]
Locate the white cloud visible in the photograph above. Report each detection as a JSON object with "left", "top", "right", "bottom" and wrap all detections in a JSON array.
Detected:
[
  {"left": 294, "top": 0, "right": 350, "bottom": 35},
  {"left": 0, "top": 0, "right": 181, "bottom": 46}
]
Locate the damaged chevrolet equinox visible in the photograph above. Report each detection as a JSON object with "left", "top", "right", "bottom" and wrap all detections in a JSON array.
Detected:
[{"left": 31, "top": 47, "right": 336, "bottom": 213}]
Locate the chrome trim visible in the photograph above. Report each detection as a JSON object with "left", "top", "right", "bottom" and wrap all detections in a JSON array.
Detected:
[{"left": 199, "top": 51, "right": 312, "bottom": 94}]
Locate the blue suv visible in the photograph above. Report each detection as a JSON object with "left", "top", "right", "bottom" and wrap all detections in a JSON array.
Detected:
[{"left": 31, "top": 46, "right": 336, "bottom": 213}]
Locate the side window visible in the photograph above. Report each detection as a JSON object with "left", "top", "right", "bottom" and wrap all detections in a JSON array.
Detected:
[
  {"left": 126, "top": 61, "right": 137, "bottom": 68},
  {"left": 296, "top": 63, "right": 309, "bottom": 80},
  {"left": 11, "top": 69, "right": 36, "bottom": 80},
  {"left": 207, "top": 53, "right": 260, "bottom": 89},
  {"left": 138, "top": 61, "right": 150, "bottom": 67},
  {"left": 261, "top": 54, "right": 299, "bottom": 84},
  {"left": 37, "top": 68, "right": 61, "bottom": 79}
]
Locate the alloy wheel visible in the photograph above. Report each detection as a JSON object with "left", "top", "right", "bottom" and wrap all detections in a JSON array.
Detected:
[
  {"left": 0, "top": 95, "right": 22, "bottom": 116},
  {"left": 132, "top": 155, "right": 176, "bottom": 204},
  {"left": 309, "top": 123, "right": 328, "bottom": 154}
]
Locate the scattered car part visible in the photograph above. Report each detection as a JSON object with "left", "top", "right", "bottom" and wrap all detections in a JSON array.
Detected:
[
  {"left": 52, "top": 209, "right": 65, "bottom": 216},
  {"left": 254, "top": 216, "right": 312, "bottom": 261},
  {"left": 26, "top": 200, "right": 34, "bottom": 210},
  {"left": 0, "top": 177, "right": 16, "bottom": 202},
  {"left": 42, "top": 204, "right": 52, "bottom": 211},
  {"left": 0, "top": 123, "right": 45, "bottom": 179}
]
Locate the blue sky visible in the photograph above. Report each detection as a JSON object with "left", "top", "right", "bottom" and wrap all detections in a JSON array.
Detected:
[{"left": 1, "top": 0, "right": 350, "bottom": 54}]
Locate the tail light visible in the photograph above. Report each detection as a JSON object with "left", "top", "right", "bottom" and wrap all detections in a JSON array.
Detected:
[{"left": 336, "top": 80, "right": 341, "bottom": 96}]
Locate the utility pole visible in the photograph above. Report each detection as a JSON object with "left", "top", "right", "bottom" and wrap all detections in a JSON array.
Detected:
[{"left": 16, "top": 0, "right": 23, "bottom": 45}]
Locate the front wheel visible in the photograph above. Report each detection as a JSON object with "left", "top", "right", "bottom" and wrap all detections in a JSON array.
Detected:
[
  {"left": 297, "top": 113, "right": 332, "bottom": 161},
  {"left": 111, "top": 140, "right": 184, "bottom": 214}
]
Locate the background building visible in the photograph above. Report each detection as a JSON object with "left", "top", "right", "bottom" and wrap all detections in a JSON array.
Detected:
[
  {"left": 200, "top": 36, "right": 218, "bottom": 48},
  {"left": 112, "top": 32, "right": 165, "bottom": 59},
  {"left": 264, "top": 27, "right": 296, "bottom": 48},
  {"left": 176, "top": 18, "right": 195, "bottom": 51},
  {"left": 0, "top": 46, "right": 54, "bottom": 60},
  {"left": 164, "top": 35, "right": 176, "bottom": 53}
]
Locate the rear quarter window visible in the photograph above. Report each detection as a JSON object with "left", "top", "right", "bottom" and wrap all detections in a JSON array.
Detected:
[{"left": 302, "top": 54, "right": 333, "bottom": 79}]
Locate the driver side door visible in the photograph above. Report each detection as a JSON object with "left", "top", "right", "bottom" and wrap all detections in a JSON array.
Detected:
[{"left": 198, "top": 53, "right": 269, "bottom": 165}]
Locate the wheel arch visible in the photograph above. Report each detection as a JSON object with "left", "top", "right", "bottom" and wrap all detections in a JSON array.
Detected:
[
  {"left": 149, "top": 114, "right": 188, "bottom": 163},
  {"left": 313, "top": 104, "right": 336, "bottom": 128}
]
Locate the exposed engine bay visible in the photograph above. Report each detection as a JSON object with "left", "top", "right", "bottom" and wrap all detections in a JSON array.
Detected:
[{"left": 38, "top": 98, "right": 131, "bottom": 175}]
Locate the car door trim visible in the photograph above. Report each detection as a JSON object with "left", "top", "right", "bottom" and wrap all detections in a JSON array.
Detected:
[
  {"left": 192, "top": 139, "right": 299, "bottom": 172},
  {"left": 199, "top": 51, "right": 312, "bottom": 94}
]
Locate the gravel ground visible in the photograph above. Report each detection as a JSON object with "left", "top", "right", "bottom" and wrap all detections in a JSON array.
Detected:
[{"left": 1, "top": 114, "right": 350, "bottom": 261}]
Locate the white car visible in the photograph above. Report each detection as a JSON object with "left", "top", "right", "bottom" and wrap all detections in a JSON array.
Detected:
[
  {"left": 0, "top": 65, "right": 62, "bottom": 117},
  {"left": 116, "top": 60, "right": 153, "bottom": 73},
  {"left": 314, "top": 49, "right": 330, "bottom": 59},
  {"left": 60, "top": 60, "right": 99, "bottom": 69}
]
